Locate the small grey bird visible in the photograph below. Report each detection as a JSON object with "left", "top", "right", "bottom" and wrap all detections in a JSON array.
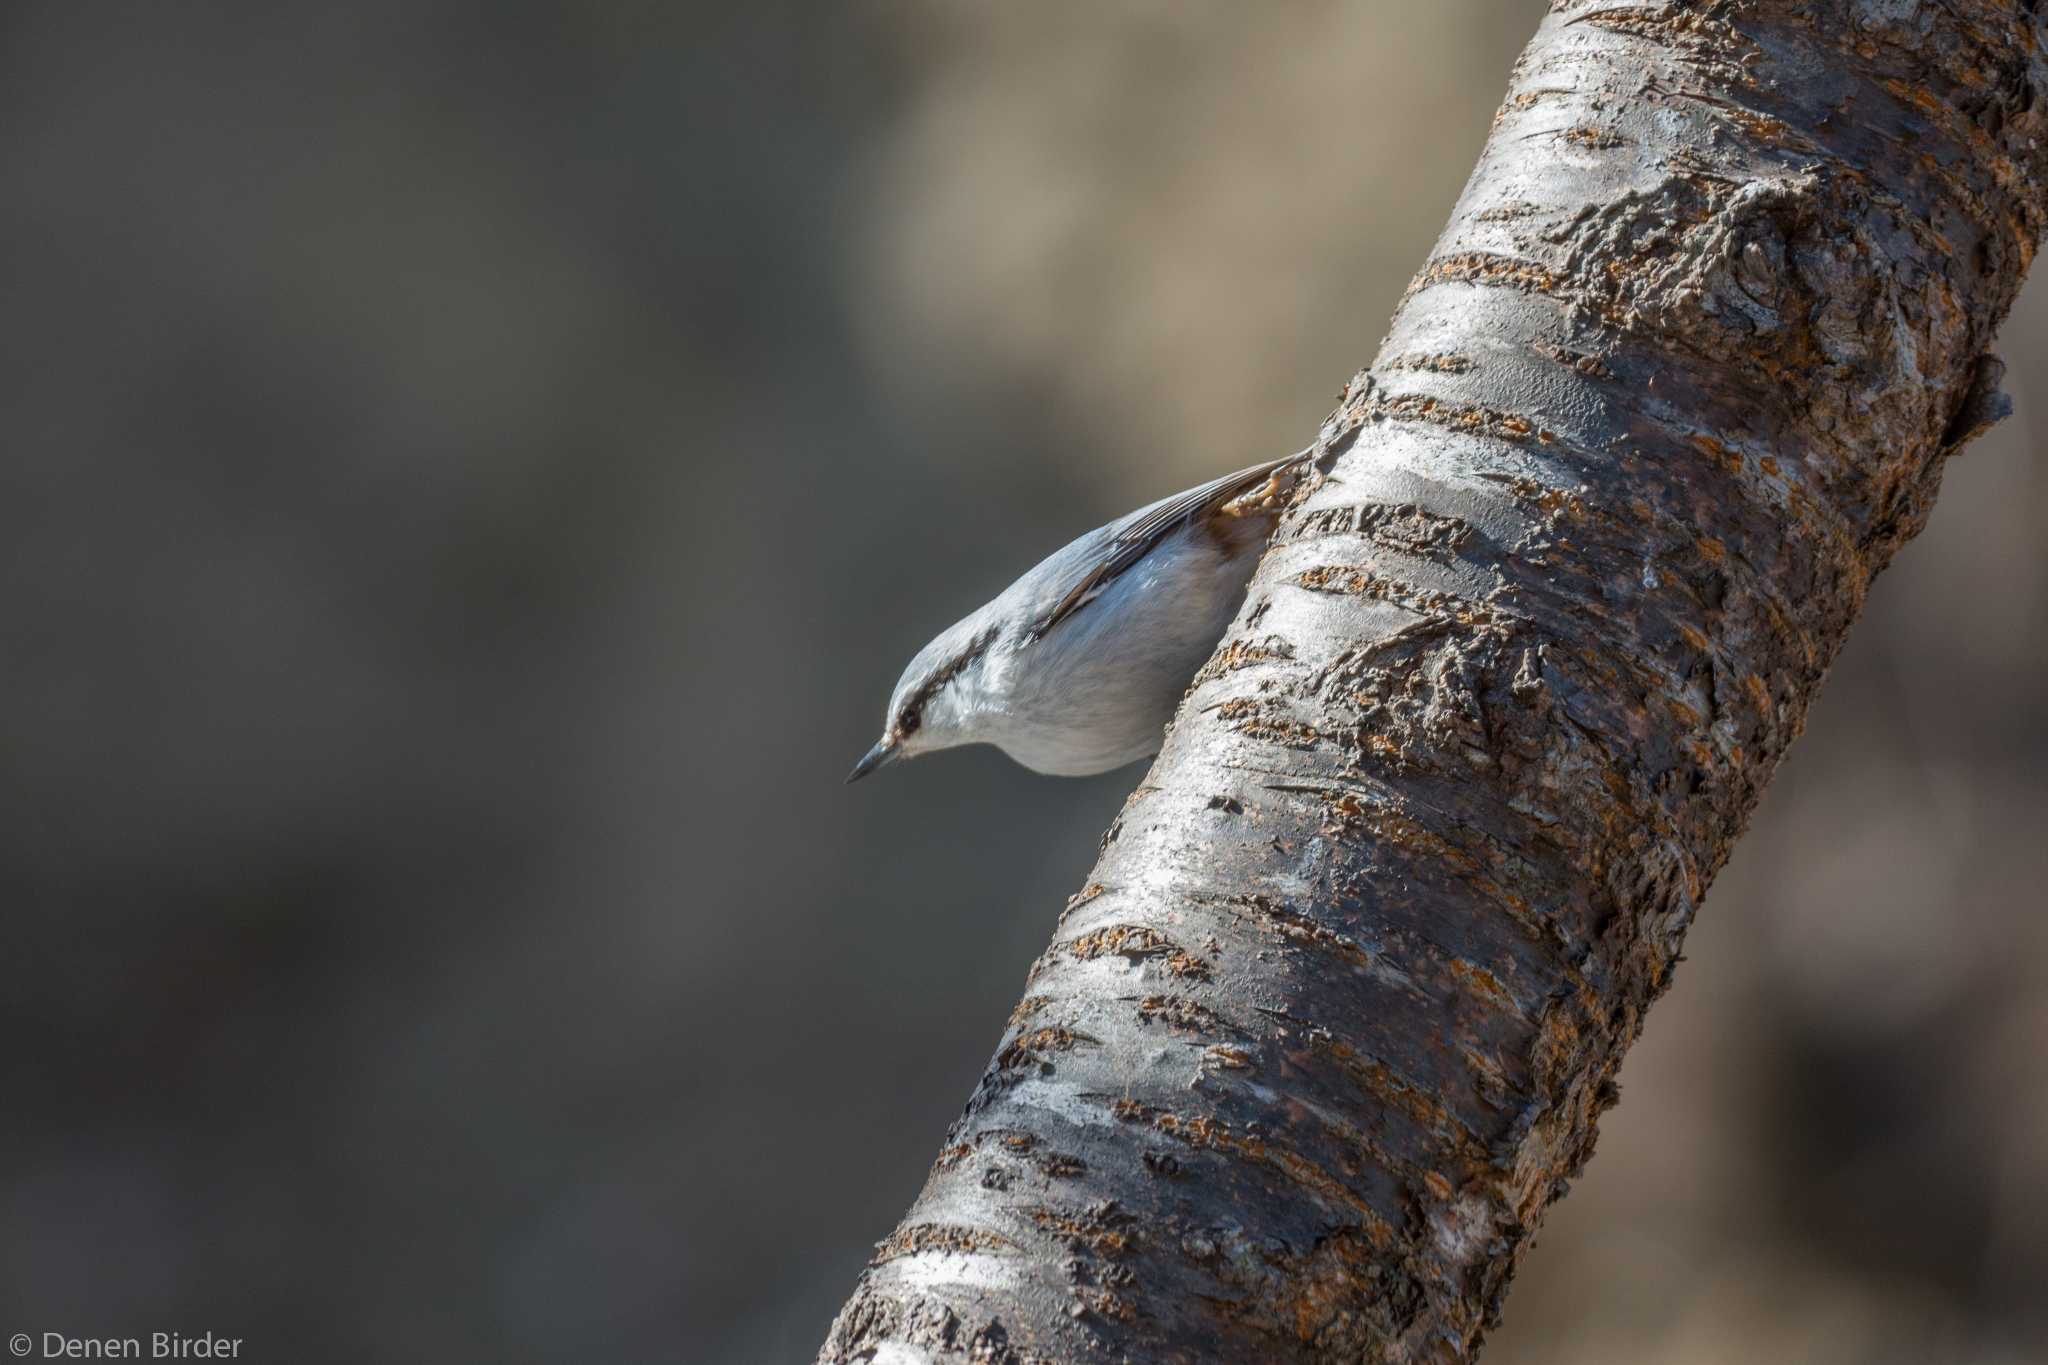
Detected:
[{"left": 849, "top": 449, "right": 1310, "bottom": 781}]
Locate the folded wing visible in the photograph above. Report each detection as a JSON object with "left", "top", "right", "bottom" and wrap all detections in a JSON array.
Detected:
[{"left": 1024, "top": 449, "right": 1308, "bottom": 643}]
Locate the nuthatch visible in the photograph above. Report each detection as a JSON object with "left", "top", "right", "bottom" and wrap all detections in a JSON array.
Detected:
[{"left": 850, "top": 450, "right": 1309, "bottom": 780}]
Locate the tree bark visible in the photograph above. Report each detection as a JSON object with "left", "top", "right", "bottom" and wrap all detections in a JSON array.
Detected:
[{"left": 821, "top": 4, "right": 2047, "bottom": 1361}]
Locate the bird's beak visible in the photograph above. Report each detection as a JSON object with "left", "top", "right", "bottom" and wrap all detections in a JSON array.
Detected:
[{"left": 846, "top": 736, "right": 900, "bottom": 784}]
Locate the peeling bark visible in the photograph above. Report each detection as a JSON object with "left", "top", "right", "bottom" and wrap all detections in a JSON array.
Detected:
[{"left": 821, "top": 4, "right": 2048, "bottom": 1361}]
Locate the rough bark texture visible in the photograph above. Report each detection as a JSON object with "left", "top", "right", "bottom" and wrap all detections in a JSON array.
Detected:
[{"left": 822, "top": 3, "right": 2048, "bottom": 1361}]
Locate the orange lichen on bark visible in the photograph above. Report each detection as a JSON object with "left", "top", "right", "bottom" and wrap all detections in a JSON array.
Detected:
[{"left": 871, "top": 1223, "right": 1016, "bottom": 1265}]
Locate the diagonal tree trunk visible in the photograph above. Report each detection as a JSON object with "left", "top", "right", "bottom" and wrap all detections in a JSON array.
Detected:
[{"left": 821, "top": 4, "right": 2047, "bottom": 1361}]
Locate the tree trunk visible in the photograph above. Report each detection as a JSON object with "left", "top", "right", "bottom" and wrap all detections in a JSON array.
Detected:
[{"left": 821, "top": 4, "right": 2047, "bottom": 1361}]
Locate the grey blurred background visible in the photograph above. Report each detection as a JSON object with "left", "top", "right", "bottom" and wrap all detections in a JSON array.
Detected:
[{"left": 1, "top": 4, "right": 2041, "bottom": 1362}]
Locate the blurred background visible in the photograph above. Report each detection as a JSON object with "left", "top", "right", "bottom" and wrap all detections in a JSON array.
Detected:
[{"left": 1, "top": 3, "right": 2042, "bottom": 1362}]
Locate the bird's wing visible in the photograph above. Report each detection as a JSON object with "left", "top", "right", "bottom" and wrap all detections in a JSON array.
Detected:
[{"left": 1023, "top": 450, "right": 1308, "bottom": 643}]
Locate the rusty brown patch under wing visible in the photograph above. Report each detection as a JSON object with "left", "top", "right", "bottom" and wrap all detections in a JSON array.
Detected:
[{"left": 1198, "top": 464, "right": 1300, "bottom": 558}]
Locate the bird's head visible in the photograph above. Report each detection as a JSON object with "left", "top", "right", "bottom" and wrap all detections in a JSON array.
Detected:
[{"left": 848, "top": 618, "right": 1001, "bottom": 782}]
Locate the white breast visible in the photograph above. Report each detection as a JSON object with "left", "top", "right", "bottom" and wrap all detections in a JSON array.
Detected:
[{"left": 979, "top": 524, "right": 1260, "bottom": 776}]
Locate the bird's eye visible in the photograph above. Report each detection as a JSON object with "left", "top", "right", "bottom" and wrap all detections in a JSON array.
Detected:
[{"left": 896, "top": 707, "right": 921, "bottom": 737}]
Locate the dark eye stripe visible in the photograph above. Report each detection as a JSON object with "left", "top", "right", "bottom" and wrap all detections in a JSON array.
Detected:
[{"left": 898, "top": 626, "right": 998, "bottom": 734}]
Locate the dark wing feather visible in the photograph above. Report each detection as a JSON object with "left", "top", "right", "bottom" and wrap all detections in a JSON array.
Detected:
[{"left": 1024, "top": 449, "right": 1308, "bottom": 642}]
